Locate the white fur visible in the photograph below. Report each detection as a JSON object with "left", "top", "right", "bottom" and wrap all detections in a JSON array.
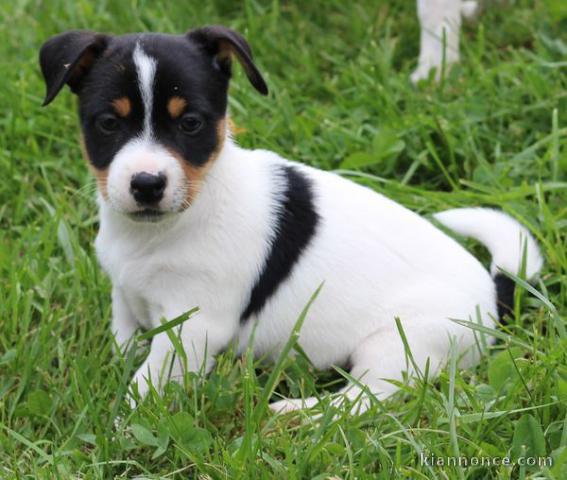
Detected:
[
  {"left": 133, "top": 42, "right": 157, "bottom": 138},
  {"left": 95, "top": 135, "right": 542, "bottom": 412},
  {"left": 411, "top": 0, "right": 480, "bottom": 82}
]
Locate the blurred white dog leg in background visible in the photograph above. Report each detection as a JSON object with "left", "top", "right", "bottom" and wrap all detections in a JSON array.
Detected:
[{"left": 411, "top": 0, "right": 480, "bottom": 82}]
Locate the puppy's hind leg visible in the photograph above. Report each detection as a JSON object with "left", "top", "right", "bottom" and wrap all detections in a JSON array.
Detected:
[
  {"left": 270, "top": 323, "right": 452, "bottom": 415},
  {"left": 411, "top": 0, "right": 463, "bottom": 83}
]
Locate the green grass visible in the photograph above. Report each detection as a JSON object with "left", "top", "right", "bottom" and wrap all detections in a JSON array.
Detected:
[{"left": 1, "top": 0, "right": 566, "bottom": 478}]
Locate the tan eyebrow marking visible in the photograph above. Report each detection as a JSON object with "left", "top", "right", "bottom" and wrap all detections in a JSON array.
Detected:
[
  {"left": 111, "top": 97, "right": 131, "bottom": 118},
  {"left": 167, "top": 96, "right": 187, "bottom": 119}
]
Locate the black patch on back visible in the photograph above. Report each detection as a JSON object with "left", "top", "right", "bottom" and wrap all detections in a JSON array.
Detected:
[
  {"left": 240, "top": 165, "right": 319, "bottom": 322},
  {"left": 494, "top": 273, "right": 515, "bottom": 322}
]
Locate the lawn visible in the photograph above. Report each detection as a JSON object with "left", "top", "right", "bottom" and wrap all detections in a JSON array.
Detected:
[{"left": 0, "top": 0, "right": 566, "bottom": 478}]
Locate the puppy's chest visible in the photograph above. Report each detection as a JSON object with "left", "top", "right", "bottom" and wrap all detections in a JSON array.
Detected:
[
  {"left": 96, "top": 223, "right": 264, "bottom": 324},
  {"left": 105, "top": 244, "right": 210, "bottom": 296},
  {"left": 109, "top": 249, "right": 215, "bottom": 327}
]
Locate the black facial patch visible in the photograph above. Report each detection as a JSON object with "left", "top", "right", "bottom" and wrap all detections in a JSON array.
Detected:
[
  {"left": 41, "top": 27, "right": 268, "bottom": 174},
  {"left": 494, "top": 273, "right": 515, "bottom": 322},
  {"left": 77, "top": 34, "right": 230, "bottom": 170},
  {"left": 240, "top": 165, "right": 320, "bottom": 323},
  {"left": 149, "top": 36, "right": 228, "bottom": 168}
]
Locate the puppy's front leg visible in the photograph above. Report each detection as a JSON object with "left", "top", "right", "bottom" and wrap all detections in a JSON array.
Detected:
[
  {"left": 129, "top": 312, "right": 236, "bottom": 403},
  {"left": 111, "top": 287, "right": 139, "bottom": 353}
]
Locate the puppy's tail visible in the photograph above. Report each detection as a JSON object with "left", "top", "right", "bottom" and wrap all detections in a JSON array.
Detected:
[{"left": 433, "top": 208, "right": 543, "bottom": 319}]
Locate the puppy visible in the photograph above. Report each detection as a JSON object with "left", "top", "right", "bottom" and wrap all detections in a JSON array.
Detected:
[{"left": 39, "top": 26, "right": 542, "bottom": 414}]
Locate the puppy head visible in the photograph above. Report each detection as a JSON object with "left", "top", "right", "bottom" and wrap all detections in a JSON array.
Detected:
[{"left": 39, "top": 26, "right": 268, "bottom": 222}]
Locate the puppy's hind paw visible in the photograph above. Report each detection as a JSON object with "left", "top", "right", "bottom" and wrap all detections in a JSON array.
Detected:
[
  {"left": 269, "top": 397, "right": 318, "bottom": 414},
  {"left": 410, "top": 64, "right": 434, "bottom": 84}
]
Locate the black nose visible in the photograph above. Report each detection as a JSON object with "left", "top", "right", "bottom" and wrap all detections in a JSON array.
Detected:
[{"left": 130, "top": 172, "right": 167, "bottom": 205}]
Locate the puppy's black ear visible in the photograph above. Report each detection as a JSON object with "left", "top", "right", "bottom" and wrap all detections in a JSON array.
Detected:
[
  {"left": 187, "top": 25, "right": 268, "bottom": 95},
  {"left": 39, "top": 30, "right": 109, "bottom": 106}
]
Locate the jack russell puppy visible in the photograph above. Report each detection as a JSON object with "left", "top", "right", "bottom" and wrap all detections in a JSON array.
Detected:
[{"left": 39, "top": 25, "right": 542, "bottom": 414}]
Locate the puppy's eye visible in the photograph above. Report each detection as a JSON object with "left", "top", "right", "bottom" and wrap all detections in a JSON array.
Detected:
[
  {"left": 179, "top": 114, "right": 204, "bottom": 135},
  {"left": 96, "top": 114, "right": 120, "bottom": 135}
]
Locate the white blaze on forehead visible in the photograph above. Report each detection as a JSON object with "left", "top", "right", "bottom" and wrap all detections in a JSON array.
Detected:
[{"left": 133, "top": 42, "right": 157, "bottom": 138}]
